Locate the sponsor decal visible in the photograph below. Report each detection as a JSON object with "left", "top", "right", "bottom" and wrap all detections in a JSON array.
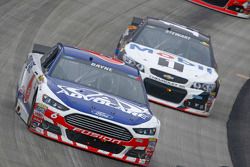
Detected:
[
  {"left": 90, "top": 62, "right": 112, "bottom": 72},
  {"left": 148, "top": 138, "right": 157, "bottom": 142},
  {"left": 32, "top": 111, "right": 44, "bottom": 124},
  {"left": 129, "top": 44, "right": 153, "bottom": 54},
  {"left": 26, "top": 56, "right": 36, "bottom": 73},
  {"left": 24, "top": 75, "right": 35, "bottom": 103},
  {"left": 73, "top": 127, "right": 122, "bottom": 144},
  {"left": 36, "top": 103, "right": 48, "bottom": 113},
  {"left": 149, "top": 75, "right": 185, "bottom": 89},
  {"left": 129, "top": 43, "right": 213, "bottom": 74},
  {"left": 165, "top": 30, "right": 191, "bottom": 40},
  {"left": 33, "top": 111, "right": 44, "bottom": 119},
  {"left": 147, "top": 141, "right": 157, "bottom": 151},
  {"left": 91, "top": 110, "right": 113, "bottom": 119},
  {"left": 17, "top": 87, "right": 24, "bottom": 98},
  {"left": 57, "top": 85, "right": 150, "bottom": 119}
]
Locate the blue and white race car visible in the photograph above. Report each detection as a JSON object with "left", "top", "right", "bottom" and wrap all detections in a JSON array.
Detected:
[
  {"left": 115, "top": 17, "right": 220, "bottom": 117},
  {"left": 15, "top": 43, "right": 160, "bottom": 166}
]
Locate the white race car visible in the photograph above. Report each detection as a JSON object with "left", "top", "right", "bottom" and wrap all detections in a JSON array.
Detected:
[
  {"left": 115, "top": 17, "right": 220, "bottom": 117},
  {"left": 15, "top": 43, "right": 160, "bottom": 166}
]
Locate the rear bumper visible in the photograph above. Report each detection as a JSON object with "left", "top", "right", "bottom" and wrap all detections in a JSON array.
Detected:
[
  {"left": 29, "top": 103, "right": 158, "bottom": 166},
  {"left": 189, "top": 0, "right": 250, "bottom": 18}
]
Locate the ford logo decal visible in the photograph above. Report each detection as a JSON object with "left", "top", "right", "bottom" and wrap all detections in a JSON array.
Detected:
[{"left": 91, "top": 110, "right": 113, "bottom": 119}]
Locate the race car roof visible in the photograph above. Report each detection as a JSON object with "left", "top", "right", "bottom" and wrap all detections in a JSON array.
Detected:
[
  {"left": 61, "top": 45, "right": 140, "bottom": 77},
  {"left": 146, "top": 17, "right": 210, "bottom": 42}
]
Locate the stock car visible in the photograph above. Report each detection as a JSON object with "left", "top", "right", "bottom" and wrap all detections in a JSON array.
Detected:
[
  {"left": 188, "top": 0, "right": 250, "bottom": 18},
  {"left": 115, "top": 17, "right": 220, "bottom": 117},
  {"left": 15, "top": 43, "right": 160, "bottom": 166}
]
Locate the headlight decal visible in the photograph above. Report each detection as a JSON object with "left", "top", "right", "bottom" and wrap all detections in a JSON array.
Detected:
[
  {"left": 123, "top": 55, "right": 136, "bottom": 65},
  {"left": 42, "top": 94, "right": 69, "bottom": 111},
  {"left": 123, "top": 54, "right": 145, "bottom": 72},
  {"left": 191, "top": 82, "right": 215, "bottom": 92},
  {"left": 133, "top": 128, "right": 156, "bottom": 136}
]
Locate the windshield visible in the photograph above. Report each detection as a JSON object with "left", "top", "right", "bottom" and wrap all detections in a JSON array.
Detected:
[
  {"left": 50, "top": 55, "right": 147, "bottom": 105},
  {"left": 134, "top": 25, "right": 212, "bottom": 67}
]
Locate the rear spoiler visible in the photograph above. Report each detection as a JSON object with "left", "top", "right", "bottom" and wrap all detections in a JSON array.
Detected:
[{"left": 32, "top": 44, "right": 51, "bottom": 54}]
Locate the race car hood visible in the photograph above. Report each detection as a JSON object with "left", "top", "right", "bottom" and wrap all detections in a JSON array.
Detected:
[
  {"left": 46, "top": 77, "right": 152, "bottom": 126},
  {"left": 125, "top": 42, "right": 218, "bottom": 82}
]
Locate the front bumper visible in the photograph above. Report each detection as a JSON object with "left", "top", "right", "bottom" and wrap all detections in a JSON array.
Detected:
[
  {"left": 143, "top": 77, "right": 216, "bottom": 117},
  {"left": 29, "top": 103, "right": 158, "bottom": 166}
]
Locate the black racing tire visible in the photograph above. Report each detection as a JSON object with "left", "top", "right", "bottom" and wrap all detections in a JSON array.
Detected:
[
  {"left": 117, "top": 35, "right": 123, "bottom": 48},
  {"left": 115, "top": 35, "right": 123, "bottom": 57},
  {"left": 27, "top": 89, "right": 38, "bottom": 127},
  {"left": 14, "top": 85, "right": 18, "bottom": 109}
]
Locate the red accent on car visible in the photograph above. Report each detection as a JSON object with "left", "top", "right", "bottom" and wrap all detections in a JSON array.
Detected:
[
  {"left": 28, "top": 107, "right": 156, "bottom": 166},
  {"left": 24, "top": 75, "right": 35, "bottom": 103},
  {"left": 190, "top": 0, "right": 239, "bottom": 16},
  {"left": 149, "top": 98, "right": 209, "bottom": 117},
  {"left": 80, "top": 48, "right": 124, "bottom": 65}
]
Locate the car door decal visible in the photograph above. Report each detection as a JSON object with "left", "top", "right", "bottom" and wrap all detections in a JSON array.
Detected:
[{"left": 24, "top": 74, "right": 35, "bottom": 103}]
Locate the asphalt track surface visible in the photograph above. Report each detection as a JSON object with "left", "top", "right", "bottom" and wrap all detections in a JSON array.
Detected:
[
  {"left": 0, "top": 0, "right": 249, "bottom": 167},
  {"left": 228, "top": 79, "right": 250, "bottom": 167}
]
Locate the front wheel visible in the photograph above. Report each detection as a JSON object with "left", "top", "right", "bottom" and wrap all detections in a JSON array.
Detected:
[
  {"left": 14, "top": 85, "right": 18, "bottom": 109},
  {"left": 27, "top": 90, "right": 37, "bottom": 127}
]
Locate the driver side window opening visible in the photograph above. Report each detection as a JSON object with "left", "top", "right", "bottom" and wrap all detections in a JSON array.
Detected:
[{"left": 41, "top": 45, "right": 61, "bottom": 72}]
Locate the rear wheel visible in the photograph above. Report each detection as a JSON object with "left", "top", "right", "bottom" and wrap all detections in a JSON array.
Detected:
[{"left": 14, "top": 86, "right": 18, "bottom": 109}]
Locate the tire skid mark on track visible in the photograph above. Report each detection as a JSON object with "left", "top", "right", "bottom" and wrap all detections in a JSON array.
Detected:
[
  {"left": 0, "top": 0, "right": 22, "bottom": 21},
  {"left": 75, "top": 0, "right": 152, "bottom": 47},
  {"left": 15, "top": 0, "right": 62, "bottom": 57}
]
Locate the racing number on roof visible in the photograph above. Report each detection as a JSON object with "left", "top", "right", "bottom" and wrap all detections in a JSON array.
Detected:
[{"left": 158, "top": 57, "right": 184, "bottom": 72}]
